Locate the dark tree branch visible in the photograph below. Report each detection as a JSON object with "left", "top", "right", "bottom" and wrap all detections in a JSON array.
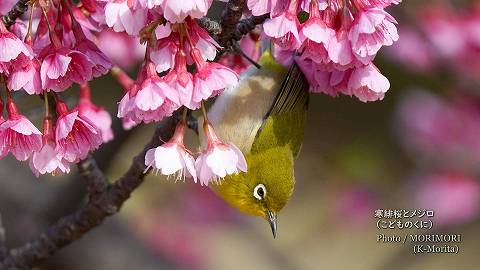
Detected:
[
  {"left": 196, "top": 17, "right": 222, "bottom": 37},
  {"left": 219, "top": 0, "right": 246, "bottom": 47},
  {"left": 0, "top": 117, "right": 178, "bottom": 270},
  {"left": 1, "top": 0, "right": 30, "bottom": 29},
  {"left": 77, "top": 156, "right": 109, "bottom": 201},
  {"left": 232, "top": 14, "right": 270, "bottom": 42}
]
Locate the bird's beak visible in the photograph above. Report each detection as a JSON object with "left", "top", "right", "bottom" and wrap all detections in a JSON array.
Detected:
[{"left": 266, "top": 210, "right": 278, "bottom": 238}]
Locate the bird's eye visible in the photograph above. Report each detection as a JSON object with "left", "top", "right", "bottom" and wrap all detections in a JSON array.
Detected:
[{"left": 253, "top": 184, "right": 266, "bottom": 200}]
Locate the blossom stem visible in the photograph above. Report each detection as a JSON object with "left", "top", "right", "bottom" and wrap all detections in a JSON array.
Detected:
[
  {"left": 25, "top": 1, "right": 35, "bottom": 44},
  {"left": 201, "top": 101, "right": 209, "bottom": 121},
  {"left": 182, "top": 23, "right": 195, "bottom": 50},
  {"left": 63, "top": 0, "right": 85, "bottom": 40},
  {"left": 182, "top": 107, "right": 188, "bottom": 124},
  {"left": 2, "top": 78, "right": 12, "bottom": 101},
  {"left": 40, "top": 4, "right": 62, "bottom": 48},
  {"left": 233, "top": 43, "right": 261, "bottom": 69},
  {"left": 79, "top": 84, "right": 91, "bottom": 101},
  {"left": 44, "top": 93, "right": 49, "bottom": 117}
]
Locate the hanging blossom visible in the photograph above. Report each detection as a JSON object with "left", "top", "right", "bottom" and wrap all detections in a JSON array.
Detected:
[
  {"left": 0, "top": 98, "right": 42, "bottom": 161},
  {"left": 29, "top": 117, "right": 71, "bottom": 177},
  {"left": 55, "top": 100, "right": 103, "bottom": 163},
  {"left": 195, "top": 121, "right": 247, "bottom": 186},
  {"left": 250, "top": 0, "right": 401, "bottom": 102},
  {"left": 144, "top": 121, "right": 197, "bottom": 181},
  {"left": 0, "top": 0, "right": 116, "bottom": 177},
  {"left": 38, "top": 31, "right": 94, "bottom": 92},
  {"left": 0, "top": 20, "right": 33, "bottom": 76},
  {"left": 76, "top": 84, "right": 114, "bottom": 143},
  {"left": 116, "top": 16, "right": 237, "bottom": 124}
]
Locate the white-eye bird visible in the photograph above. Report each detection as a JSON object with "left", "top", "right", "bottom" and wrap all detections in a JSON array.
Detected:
[{"left": 199, "top": 51, "right": 309, "bottom": 238}]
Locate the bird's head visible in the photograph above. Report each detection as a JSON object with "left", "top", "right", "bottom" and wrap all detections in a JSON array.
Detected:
[{"left": 212, "top": 146, "right": 295, "bottom": 238}]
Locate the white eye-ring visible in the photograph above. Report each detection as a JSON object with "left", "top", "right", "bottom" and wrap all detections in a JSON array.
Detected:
[{"left": 253, "top": 184, "right": 266, "bottom": 200}]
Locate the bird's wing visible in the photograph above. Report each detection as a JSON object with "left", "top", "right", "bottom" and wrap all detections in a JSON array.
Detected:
[
  {"left": 204, "top": 56, "right": 288, "bottom": 153},
  {"left": 250, "top": 63, "right": 310, "bottom": 158}
]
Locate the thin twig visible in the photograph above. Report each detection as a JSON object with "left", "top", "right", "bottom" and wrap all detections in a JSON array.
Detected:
[
  {"left": 1, "top": 0, "right": 30, "bottom": 29},
  {"left": 0, "top": 117, "right": 178, "bottom": 270},
  {"left": 233, "top": 43, "right": 261, "bottom": 69},
  {"left": 232, "top": 14, "right": 270, "bottom": 42}
]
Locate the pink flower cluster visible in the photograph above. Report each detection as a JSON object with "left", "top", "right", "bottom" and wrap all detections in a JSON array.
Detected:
[
  {"left": 145, "top": 120, "right": 247, "bottom": 186},
  {"left": 0, "top": 1, "right": 114, "bottom": 177},
  {"left": 114, "top": 18, "right": 238, "bottom": 126},
  {"left": 102, "top": 0, "right": 246, "bottom": 184},
  {"left": 249, "top": 0, "right": 400, "bottom": 102}
]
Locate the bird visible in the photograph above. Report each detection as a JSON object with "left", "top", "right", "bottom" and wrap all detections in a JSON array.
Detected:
[{"left": 199, "top": 51, "right": 309, "bottom": 238}]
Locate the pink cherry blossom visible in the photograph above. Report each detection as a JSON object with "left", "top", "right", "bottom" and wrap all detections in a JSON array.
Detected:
[
  {"left": 76, "top": 38, "right": 112, "bottom": 77},
  {"left": 105, "top": 0, "right": 146, "bottom": 35},
  {"left": 248, "top": 0, "right": 278, "bottom": 16},
  {"left": 191, "top": 49, "right": 238, "bottom": 103},
  {"left": 349, "top": 8, "right": 399, "bottom": 64},
  {"left": 29, "top": 118, "right": 70, "bottom": 177},
  {"left": 164, "top": 50, "right": 198, "bottom": 109},
  {"left": 150, "top": 34, "right": 178, "bottom": 73},
  {"left": 55, "top": 101, "right": 103, "bottom": 162},
  {"left": 39, "top": 37, "right": 94, "bottom": 92},
  {"left": 7, "top": 56, "right": 43, "bottom": 95},
  {"left": 77, "top": 84, "right": 114, "bottom": 143},
  {"left": 71, "top": 18, "right": 112, "bottom": 77},
  {"left": 0, "top": 100, "right": 42, "bottom": 161},
  {"left": 162, "top": 0, "right": 211, "bottom": 23},
  {"left": 300, "top": 2, "right": 335, "bottom": 64},
  {"left": 71, "top": 3, "right": 105, "bottom": 32},
  {"left": 328, "top": 23, "right": 356, "bottom": 69},
  {"left": 118, "top": 62, "right": 181, "bottom": 124},
  {"left": 29, "top": 142, "right": 71, "bottom": 177},
  {"left": 247, "top": 0, "right": 288, "bottom": 17},
  {"left": 263, "top": 8, "right": 302, "bottom": 50},
  {"left": 0, "top": 21, "right": 32, "bottom": 75},
  {"left": 115, "top": 67, "right": 141, "bottom": 124},
  {"left": 195, "top": 122, "right": 247, "bottom": 186},
  {"left": 145, "top": 122, "right": 196, "bottom": 181},
  {"left": 347, "top": 63, "right": 390, "bottom": 102},
  {"left": 187, "top": 19, "right": 221, "bottom": 61}
]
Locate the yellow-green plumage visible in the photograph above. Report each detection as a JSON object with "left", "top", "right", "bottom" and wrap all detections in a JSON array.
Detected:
[{"left": 200, "top": 52, "right": 309, "bottom": 231}]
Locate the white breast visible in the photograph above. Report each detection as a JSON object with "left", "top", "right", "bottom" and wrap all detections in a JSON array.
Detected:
[{"left": 200, "top": 67, "right": 283, "bottom": 153}]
